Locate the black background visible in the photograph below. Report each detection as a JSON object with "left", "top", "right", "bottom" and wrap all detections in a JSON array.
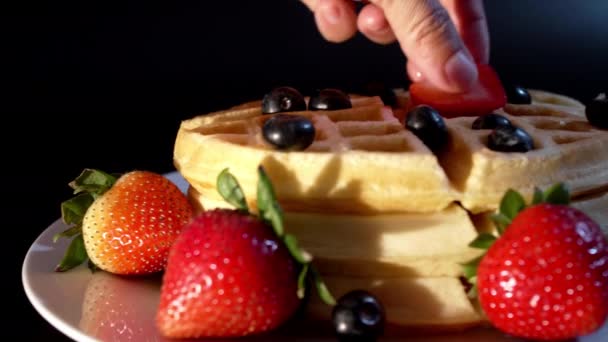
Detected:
[{"left": 4, "top": 1, "right": 607, "bottom": 341}]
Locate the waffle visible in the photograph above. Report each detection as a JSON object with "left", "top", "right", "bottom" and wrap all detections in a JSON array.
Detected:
[
  {"left": 175, "top": 89, "right": 607, "bottom": 215},
  {"left": 174, "top": 96, "right": 456, "bottom": 214},
  {"left": 435, "top": 90, "right": 608, "bottom": 213},
  {"left": 188, "top": 187, "right": 484, "bottom": 278}
]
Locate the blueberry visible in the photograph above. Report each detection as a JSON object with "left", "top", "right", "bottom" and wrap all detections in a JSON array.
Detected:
[
  {"left": 472, "top": 113, "right": 513, "bottom": 130},
  {"left": 405, "top": 105, "right": 448, "bottom": 152},
  {"left": 309, "top": 88, "right": 352, "bottom": 111},
  {"left": 506, "top": 85, "right": 532, "bottom": 105},
  {"left": 488, "top": 126, "right": 534, "bottom": 152},
  {"left": 332, "top": 290, "right": 385, "bottom": 341},
  {"left": 262, "top": 114, "right": 315, "bottom": 151},
  {"left": 585, "top": 93, "right": 608, "bottom": 129},
  {"left": 262, "top": 87, "right": 307, "bottom": 114}
]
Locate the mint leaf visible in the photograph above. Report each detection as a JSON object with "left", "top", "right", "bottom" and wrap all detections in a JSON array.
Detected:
[
  {"left": 311, "top": 266, "right": 336, "bottom": 306},
  {"left": 284, "top": 234, "right": 313, "bottom": 264},
  {"left": 297, "top": 263, "right": 310, "bottom": 299},
  {"left": 61, "top": 193, "right": 94, "bottom": 225},
  {"left": 257, "top": 166, "right": 284, "bottom": 237},
  {"left": 256, "top": 167, "right": 336, "bottom": 306},
  {"left": 500, "top": 189, "right": 526, "bottom": 221},
  {"left": 55, "top": 234, "right": 87, "bottom": 272},
  {"left": 543, "top": 183, "right": 570, "bottom": 205},
  {"left": 264, "top": 202, "right": 284, "bottom": 237},
  {"left": 52, "top": 225, "right": 81, "bottom": 243},
  {"left": 468, "top": 233, "right": 497, "bottom": 249},
  {"left": 217, "top": 168, "right": 249, "bottom": 211}
]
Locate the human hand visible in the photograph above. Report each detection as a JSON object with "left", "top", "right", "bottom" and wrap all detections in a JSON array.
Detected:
[{"left": 299, "top": 0, "right": 489, "bottom": 93}]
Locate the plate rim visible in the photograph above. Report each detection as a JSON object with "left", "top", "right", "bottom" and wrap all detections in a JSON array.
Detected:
[
  {"left": 22, "top": 218, "right": 98, "bottom": 342},
  {"left": 21, "top": 171, "right": 608, "bottom": 341}
]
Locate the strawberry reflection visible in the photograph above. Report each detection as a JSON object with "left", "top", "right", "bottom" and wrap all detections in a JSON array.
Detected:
[
  {"left": 78, "top": 272, "right": 224, "bottom": 342},
  {"left": 79, "top": 271, "right": 168, "bottom": 341},
  {"left": 76, "top": 270, "right": 326, "bottom": 341},
  {"left": 77, "top": 271, "right": 608, "bottom": 341}
]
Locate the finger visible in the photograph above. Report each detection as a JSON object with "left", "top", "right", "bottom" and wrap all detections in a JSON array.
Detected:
[
  {"left": 357, "top": 3, "right": 396, "bottom": 45},
  {"left": 300, "top": 0, "right": 358, "bottom": 43},
  {"left": 440, "top": 0, "right": 489, "bottom": 63},
  {"left": 371, "top": 0, "right": 477, "bottom": 93},
  {"left": 406, "top": 60, "right": 424, "bottom": 83},
  {"left": 299, "top": 0, "right": 318, "bottom": 11}
]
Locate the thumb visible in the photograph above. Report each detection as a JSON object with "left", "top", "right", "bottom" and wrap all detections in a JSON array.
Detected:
[{"left": 371, "top": 0, "right": 478, "bottom": 93}]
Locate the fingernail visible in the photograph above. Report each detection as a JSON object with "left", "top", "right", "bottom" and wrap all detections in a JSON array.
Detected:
[
  {"left": 320, "top": 2, "right": 341, "bottom": 25},
  {"left": 365, "top": 15, "right": 388, "bottom": 32},
  {"left": 444, "top": 51, "right": 478, "bottom": 91}
]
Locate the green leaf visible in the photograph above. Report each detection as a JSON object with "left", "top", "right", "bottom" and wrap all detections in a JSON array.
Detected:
[
  {"left": 55, "top": 234, "right": 88, "bottom": 272},
  {"left": 284, "top": 234, "right": 313, "bottom": 264},
  {"left": 491, "top": 213, "right": 511, "bottom": 235},
  {"left": 257, "top": 166, "right": 284, "bottom": 237},
  {"left": 87, "top": 259, "right": 100, "bottom": 273},
  {"left": 311, "top": 266, "right": 336, "bottom": 306},
  {"left": 54, "top": 168, "right": 115, "bottom": 273},
  {"left": 468, "top": 233, "right": 497, "bottom": 249},
  {"left": 467, "top": 278, "right": 478, "bottom": 300},
  {"left": 69, "top": 168, "right": 117, "bottom": 197},
  {"left": 543, "top": 183, "right": 570, "bottom": 205},
  {"left": 531, "top": 187, "right": 543, "bottom": 205},
  {"left": 461, "top": 254, "right": 484, "bottom": 280},
  {"left": 216, "top": 168, "right": 249, "bottom": 211},
  {"left": 52, "top": 225, "right": 81, "bottom": 243},
  {"left": 297, "top": 263, "right": 310, "bottom": 299},
  {"left": 499, "top": 189, "right": 526, "bottom": 221},
  {"left": 60, "top": 193, "right": 94, "bottom": 225}
]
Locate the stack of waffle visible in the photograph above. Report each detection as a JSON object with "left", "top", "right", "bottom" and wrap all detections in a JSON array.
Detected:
[{"left": 173, "top": 89, "right": 608, "bottom": 330}]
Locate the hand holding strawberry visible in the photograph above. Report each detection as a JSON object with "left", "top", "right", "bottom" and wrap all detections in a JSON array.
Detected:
[
  {"left": 156, "top": 167, "right": 335, "bottom": 338},
  {"left": 410, "top": 64, "right": 507, "bottom": 118},
  {"left": 55, "top": 169, "right": 193, "bottom": 274},
  {"left": 464, "top": 184, "right": 608, "bottom": 340}
]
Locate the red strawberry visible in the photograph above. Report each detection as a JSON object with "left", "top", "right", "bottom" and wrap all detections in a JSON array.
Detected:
[
  {"left": 409, "top": 64, "right": 507, "bottom": 118},
  {"left": 466, "top": 184, "right": 608, "bottom": 340},
  {"left": 156, "top": 167, "right": 335, "bottom": 338},
  {"left": 156, "top": 209, "right": 300, "bottom": 338},
  {"left": 55, "top": 169, "right": 194, "bottom": 275}
]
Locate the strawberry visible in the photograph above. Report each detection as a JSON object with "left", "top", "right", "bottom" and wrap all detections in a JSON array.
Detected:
[
  {"left": 156, "top": 209, "right": 299, "bottom": 338},
  {"left": 464, "top": 184, "right": 608, "bottom": 340},
  {"left": 55, "top": 169, "right": 193, "bottom": 274},
  {"left": 156, "top": 167, "right": 335, "bottom": 338},
  {"left": 409, "top": 64, "right": 507, "bottom": 118}
]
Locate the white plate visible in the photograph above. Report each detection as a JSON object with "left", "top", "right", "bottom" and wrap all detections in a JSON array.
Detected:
[{"left": 22, "top": 172, "right": 608, "bottom": 341}]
